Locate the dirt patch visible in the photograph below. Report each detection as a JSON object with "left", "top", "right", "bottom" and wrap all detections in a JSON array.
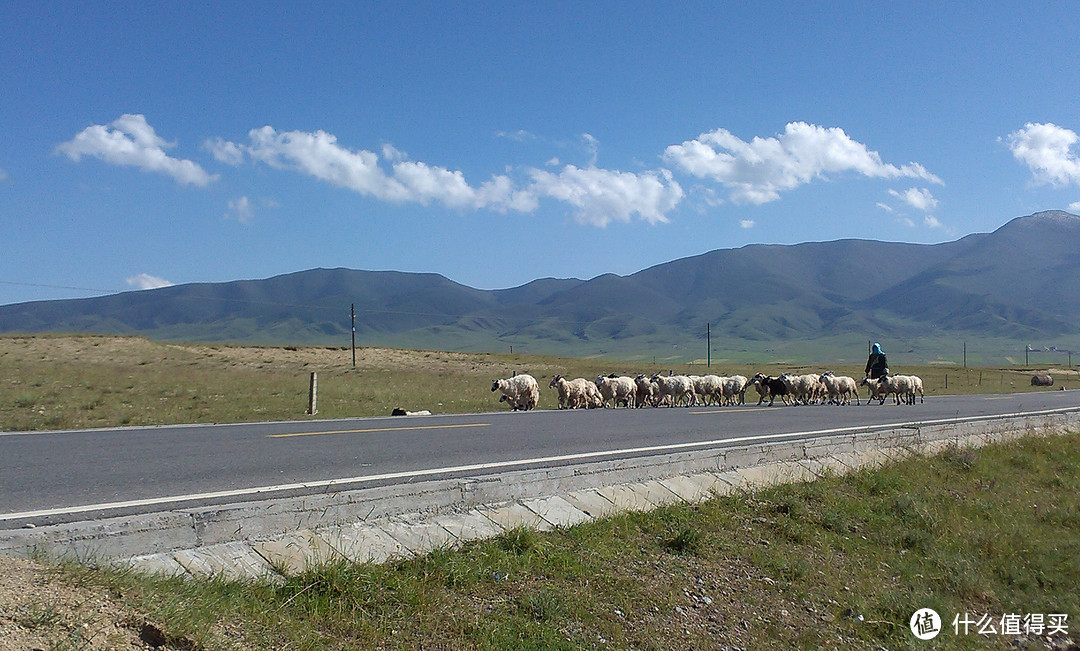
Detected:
[{"left": 0, "top": 556, "right": 169, "bottom": 650}]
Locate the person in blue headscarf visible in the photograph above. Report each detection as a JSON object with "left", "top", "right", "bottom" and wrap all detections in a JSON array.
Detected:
[{"left": 864, "top": 342, "right": 889, "bottom": 379}]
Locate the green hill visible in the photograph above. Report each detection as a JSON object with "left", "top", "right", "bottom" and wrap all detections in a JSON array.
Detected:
[{"left": 2, "top": 211, "right": 1078, "bottom": 364}]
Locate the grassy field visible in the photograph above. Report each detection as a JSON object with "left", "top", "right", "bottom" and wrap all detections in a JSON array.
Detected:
[
  {"left": 8, "top": 431, "right": 1077, "bottom": 649},
  {"left": 1, "top": 334, "right": 1075, "bottom": 432},
  {"left": 2, "top": 334, "right": 1078, "bottom": 648}
]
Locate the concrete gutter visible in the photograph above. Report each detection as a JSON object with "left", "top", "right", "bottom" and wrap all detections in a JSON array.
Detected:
[{"left": 3, "top": 409, "right": 1078, "bottom": 580}]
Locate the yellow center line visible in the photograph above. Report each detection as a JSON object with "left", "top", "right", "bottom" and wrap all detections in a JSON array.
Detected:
[
  {"left": 269, "top": 423, "right": 490, "bottom": 438},
  {"left": 690, "top": 407, "right": 767, "bottom": 415}
]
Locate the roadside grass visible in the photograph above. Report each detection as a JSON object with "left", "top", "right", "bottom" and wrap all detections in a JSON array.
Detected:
[
  {"left": 1, "top": 334, "right": 1072, "bottom": 432},
  {"left": 38, "top": 431, "right": 1078, "bottom": 650}
]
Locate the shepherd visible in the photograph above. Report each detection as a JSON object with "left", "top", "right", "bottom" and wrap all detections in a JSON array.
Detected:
[{"left": 865, "top": 342, "right": 889, "bottom": 380}]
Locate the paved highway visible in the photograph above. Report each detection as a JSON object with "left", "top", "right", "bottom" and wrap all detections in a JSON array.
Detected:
[{"left": 3, "top": 390, "right": 1080, "bottom": 526}]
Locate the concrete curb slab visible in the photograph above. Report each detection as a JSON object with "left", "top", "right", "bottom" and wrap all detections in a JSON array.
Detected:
[
  {"left": 478, "top": 502, "right": 552, "bottom": 532},
  {"left": 324, "top": 524, "right": 410, "bottom": 566},
  {"left": 562, "top": 489, "right": 620, "bottom": 519},
  {"left": 125, "top": 552, "right": 188, "bottom": 578},
  {"left": 251, "top": 530, "right": 335, "bottom": 575},
  {"left": 377, "top": 518, "right": 459, "bottom": 555},
  {"left": 430, "top": 510, "right": 503, "bottom": 544},
  {"left": 521, "top": 496, "right": 591, "bottom": 529},
  {"left": 174, "top": 542, "right": 278, "bottom": 581}
]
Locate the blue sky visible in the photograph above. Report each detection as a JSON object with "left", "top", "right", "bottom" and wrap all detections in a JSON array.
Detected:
[{"left": 2, "top": 1, "right": 1079, "bottom": 306}]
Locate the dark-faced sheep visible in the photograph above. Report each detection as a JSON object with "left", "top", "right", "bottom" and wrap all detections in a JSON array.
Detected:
[
  {"left": 492, "top": 374, "right": 540, "bottom": 411},
  {"left": 748, "top": 372, "right": 792, "bottom": 406}
]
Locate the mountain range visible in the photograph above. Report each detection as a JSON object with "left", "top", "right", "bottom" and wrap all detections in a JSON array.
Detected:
[{"left": 3, "top": 210, "right": 1079, "bottom": 363}]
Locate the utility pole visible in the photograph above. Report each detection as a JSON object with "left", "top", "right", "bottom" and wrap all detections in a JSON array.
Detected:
[
  {"left": 351, "top": 303, "right": 356, "bottom": 367},
  {"left": 963, "top": 342, "right": 966, "bottom": 369},
  {"left": 707, "top": 323, "right": 711, "bottom": 368}
]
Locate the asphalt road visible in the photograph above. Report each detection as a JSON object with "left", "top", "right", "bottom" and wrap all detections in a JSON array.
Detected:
[{"left": 3, "top": 390, "right": 1080, "bottom": 527}]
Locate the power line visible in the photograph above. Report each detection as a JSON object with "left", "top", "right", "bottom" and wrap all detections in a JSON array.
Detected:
[{"left": 0, "top": 279, "right": 117, "bottom": 295}]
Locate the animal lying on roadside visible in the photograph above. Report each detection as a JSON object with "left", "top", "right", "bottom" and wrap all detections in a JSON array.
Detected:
[{"left": 492, "top": 374, "right": 539, "bottom": 411}]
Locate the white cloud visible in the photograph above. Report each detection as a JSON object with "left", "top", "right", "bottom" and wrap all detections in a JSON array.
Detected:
[
  {"left": 1006, "top": 122, "right": 1080, "bottom": 186},
  {"left": 237, "top": 126, "right": 533, "bottom": 210},
  {"left": 495, "top": 129, "right": 538, "bottom": 143},
  {"left": 57, "top": 114, "right": 217, "bottom": 186},
  {"left": 663, "top": 121, "right": 942, "bottom": 204},
  {"left": 876, "top": 202, "right": 894, "bottom": 213},
  {"left": 581, "top": 133, "right": 599, "bottom": 166},
  {"left": 205, "top": 137, "right": 245, "bottom": 166},
  {"left": 126, "top": 273, "right": 174, "bottom": 290},
  {"left": 739, "top": 219, "right": 755, "bottom": 229},
  {"left": 888, "top": 187, "right": 939, "bottom": 212},
  {"left": 526, "top": 165, "right": 683, "bottom": 226},
  {"left": 1069, "top": 200, "right": 1080, "bottom": 212},
  {"left": 924, "top": 215, "right": 944, "bottom": 229},
  {"left": 219, "top": 126, "right": 681, "bottom": 225},
  {"left": 226, "top": 196, "right": 253, "bottom": 223}
]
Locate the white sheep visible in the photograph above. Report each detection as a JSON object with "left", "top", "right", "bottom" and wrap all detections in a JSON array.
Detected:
[
  {"left": 860, "top": 376, "right": 887, "bottom": 404},
  {"left": 782, "top": 373, "right": 821, "bottom": 405},
  {"left": 722, "top": 375, "right": 748, "bottom": 405},
  {"left": 492, "top": 374, "right": 540, "bottom": 411},
  {"left": 549, "top": 375, "right": 596, "bottom": 409},
  {"left": 894, "top": 374, "right": 924, "bottom": 404},
  {"left": 907, "top": 374, "right": 925, "bottom": 404},
  {"left": 819, "top": 371, "right": 860, "bottom": 405},
  {"left": 634, "top": 374, "right": 660, "bottom": 408},
  {"left": 876, "top": 374, "right": 916, "bottom": 406},
  {"left": 594, "top": 374, "right": 636, "bottom": 408},
  {"left": 581, "top": 379, "right": 605, "bottom": 408},
  {"left": 651, "top": 373, "right": 696, "bottom": 407},
  {"left": 690, "top": 374, "right": 725, "bottom": 406}
]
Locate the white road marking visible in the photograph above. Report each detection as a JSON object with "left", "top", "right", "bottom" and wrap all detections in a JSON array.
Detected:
[{"left": 2, "top": 406, "right": 1077, "bottom": 522}]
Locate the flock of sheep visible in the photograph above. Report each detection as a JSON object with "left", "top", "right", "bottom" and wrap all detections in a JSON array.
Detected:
[{"left": 491, "top": 370, "right": 926, "bottom": 411}]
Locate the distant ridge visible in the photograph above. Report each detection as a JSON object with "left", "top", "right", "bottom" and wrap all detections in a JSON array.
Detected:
[{"left": 2, "top": 211, "right": 1078, "bottom": 362}]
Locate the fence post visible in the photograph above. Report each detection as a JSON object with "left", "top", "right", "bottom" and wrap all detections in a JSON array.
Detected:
[{"left": 307, "top": 372, "right": 318, "bottom": 415}]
